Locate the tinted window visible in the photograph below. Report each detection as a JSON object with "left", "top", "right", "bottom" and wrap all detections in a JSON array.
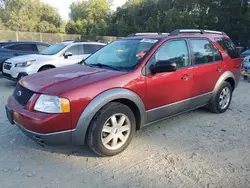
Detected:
[
  {"left": 190, "top": 39, "right": 222, "bottom": 65},
  {"left": 215, "top": 38, "right": 239, "bottom": 59},
  {"left": 5, "top": 44, "right": 36, "bottom": 51},
  {"left": 37, "top": 44, "right": 48, "bottom": 52},
  {"left": 83, "top": 44, "right": 104, "bottom": 54},
  {"left": 41, "top": 43, "right": 67, "bottom": 55},
  {"left": 149, "top": 40, "right": 190, "bottom": 69},
  {"left": 65, "top": 45, "right": 79, "bottom": 56}
]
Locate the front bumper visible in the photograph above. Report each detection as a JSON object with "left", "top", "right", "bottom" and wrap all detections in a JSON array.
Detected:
[
  {"left": 2, "top": 62, "right": 34, "bottom": 80},
  {"left": 3, "top": 72, "right": 28, "bottom": 81},
  {"left": 14, "top": 121, "right": 72, "bottom": 146},
  {"left": 6, "top": 95, "right": 73, "bottom": 146}
]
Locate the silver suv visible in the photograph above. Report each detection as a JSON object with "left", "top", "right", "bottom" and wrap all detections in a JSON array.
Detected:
[{"left": 3, "top": 41, "right": 106, "bottom": 81}]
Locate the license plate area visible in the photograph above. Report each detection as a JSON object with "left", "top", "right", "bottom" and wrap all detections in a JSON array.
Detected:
[{"left": 5, "top": 106, "right": 14, "bottom": 124}]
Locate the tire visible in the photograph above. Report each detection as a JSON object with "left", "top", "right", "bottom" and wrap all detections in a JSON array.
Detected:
[
  {"left": 87, "top": 102, "right": 136, "bottom": 157},
  {"left": 209, "top": 81, "right": 232, "bottom": 114},
  {"left": 38, "top": 66, "right": 54, "bottom": 72}
]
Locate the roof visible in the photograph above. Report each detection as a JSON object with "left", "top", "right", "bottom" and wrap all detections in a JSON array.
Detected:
[{"left": 0, "top": 41, "right": 49, "bottom": 45}]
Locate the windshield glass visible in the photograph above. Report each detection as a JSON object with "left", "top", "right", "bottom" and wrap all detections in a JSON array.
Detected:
[
  {"left": 41, "top": 43, "right": 67, "bottom": 55},
  {"left": 84, "top": 39, "right": 158, "bottom": 71}
]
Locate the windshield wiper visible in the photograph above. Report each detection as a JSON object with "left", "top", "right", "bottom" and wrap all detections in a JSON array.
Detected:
[{"left": 90, "top": 63, "right": 121, "bottom": 71}]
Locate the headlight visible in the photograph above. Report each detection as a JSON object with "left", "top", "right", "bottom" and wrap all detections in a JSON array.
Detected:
[
  {"left": 15, "top": 60, "right": 35, "bottom": 67},
  {"left": 34, "top": 94, "right": 70, "bottom": 113}
]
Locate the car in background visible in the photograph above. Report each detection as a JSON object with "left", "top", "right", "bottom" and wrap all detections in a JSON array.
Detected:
[
  {"left": 2, "top": 41, "right": 106, "bottom": 81},
  {"left": 240, "top": 49, "right": 250, "bottom": 59},
  {"left": 242, "top": 56, "right": 250, "bottom": 81},
  {"left": 0, "top": 41, "right": 50, "bottom": 72}
]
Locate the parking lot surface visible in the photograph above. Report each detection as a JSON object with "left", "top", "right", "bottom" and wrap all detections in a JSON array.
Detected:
[{"left": 0, "top": 75, "right": 250, "bottom": 188}]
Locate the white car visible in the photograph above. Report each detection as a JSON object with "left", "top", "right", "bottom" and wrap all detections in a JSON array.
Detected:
[{"left": 3, "top": 41, "right": 106, "bottom": 81}]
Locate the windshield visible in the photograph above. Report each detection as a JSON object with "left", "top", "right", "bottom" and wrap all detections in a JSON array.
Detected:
[
  {"left": 41, "top": 43, "right": 67, "bottom": 55},
  {"left": 84, "top": 39, "right": 158, "bottom": 71}
]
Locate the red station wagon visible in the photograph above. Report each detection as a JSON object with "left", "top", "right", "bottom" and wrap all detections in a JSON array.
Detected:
[{"left": 6, "top": 29, "right": 242, "bottom": 156}]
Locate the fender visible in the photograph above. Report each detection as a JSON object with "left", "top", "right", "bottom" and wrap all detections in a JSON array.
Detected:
[
  {"left": 212, "top": 71, "right": 236, "bottom": 101},
  {"left": 71, "top": 88, "right": 147, "bottom": 145}
]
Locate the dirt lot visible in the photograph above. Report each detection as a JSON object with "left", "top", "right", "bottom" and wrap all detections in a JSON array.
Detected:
[{"left": 0, "top": 75, "right": 250, "bottom": 188}]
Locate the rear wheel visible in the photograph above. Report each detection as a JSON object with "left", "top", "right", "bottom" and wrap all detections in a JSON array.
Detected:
[
  {"left": 87, "top": 102, "right": 136, "bottom": 157},
  {"left": 209, "top": 82, "right": 232, "bottom": 114}
]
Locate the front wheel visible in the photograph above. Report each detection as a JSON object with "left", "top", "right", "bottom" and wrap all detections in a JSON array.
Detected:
[
  {"left": 87, "top": 102, "right": 136, "bottom": 157},
  {"left": 209, "top": 82, "right": 232, "bottom": 114}
]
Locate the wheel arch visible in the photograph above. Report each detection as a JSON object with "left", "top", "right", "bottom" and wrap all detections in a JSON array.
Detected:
[
  {"left": 38, "top": 64, "right": 56, "bottom": 72},
  {"left": 212, "top": 71, "right": 236, "bottom": 101},
  {"left": 71, "top": 88, "right": 147, "bottom": 145}
]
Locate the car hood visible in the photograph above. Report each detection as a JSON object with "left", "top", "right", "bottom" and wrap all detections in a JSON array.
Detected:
[
  {"left": 22, "top": 64, "right": 125, "bottom": 95},
  {"left": 6, "top": 54, "right": 53, "bottom": 63}
]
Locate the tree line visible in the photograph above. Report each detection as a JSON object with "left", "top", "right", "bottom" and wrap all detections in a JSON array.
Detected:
[{"left": 0, "top": 0, "right": 250, "bottom": 47}]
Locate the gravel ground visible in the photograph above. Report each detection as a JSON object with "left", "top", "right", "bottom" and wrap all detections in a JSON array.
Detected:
[{"left": 0, "top": 75, "right": 250, "bottom": 188}]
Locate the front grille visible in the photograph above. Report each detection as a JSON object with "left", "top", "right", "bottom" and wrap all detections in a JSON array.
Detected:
[
  {"left": 13, "top": 84, "right": 34, "bottom": 106},
  {"left": 3, "top": 62, "right": 12, "bottom": 70}
]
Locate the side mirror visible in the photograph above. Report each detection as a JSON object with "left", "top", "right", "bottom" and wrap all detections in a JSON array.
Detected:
[
  {"left": 64, "top": 52, "right": 73, "bottom": 59},
  {"left": 150, "top": 60, "right": 177, "bottom": 75}
]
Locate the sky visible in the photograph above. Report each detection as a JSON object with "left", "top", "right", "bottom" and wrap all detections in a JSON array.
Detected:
[{"left": 41, "top": 0, "right": 127, "bottom": 20}]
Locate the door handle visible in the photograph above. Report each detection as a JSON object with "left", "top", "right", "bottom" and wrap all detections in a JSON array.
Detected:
[
  {"left": 217, "top": 67, "right": 224, "bottom": 72},
  {"left": 181, "top": 74, "right": 192, "bottom": 81}
]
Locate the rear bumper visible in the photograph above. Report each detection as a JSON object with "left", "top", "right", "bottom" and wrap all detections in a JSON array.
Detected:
[{"left": 15, "top": 121, "right": 72, "bottom": 146}]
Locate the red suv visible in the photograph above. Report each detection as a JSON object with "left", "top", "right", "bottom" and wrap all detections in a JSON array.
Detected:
[{"left": 6, "top": 29, "right": 242, "bottom": 156}]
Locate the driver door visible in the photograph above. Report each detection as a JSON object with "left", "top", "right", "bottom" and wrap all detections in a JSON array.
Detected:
[
  {"left": 59, "top": 44, "right": 80, "bottom": 67},
  {"left": 145, "top": 39, "right": 195, "bottom": 123}
]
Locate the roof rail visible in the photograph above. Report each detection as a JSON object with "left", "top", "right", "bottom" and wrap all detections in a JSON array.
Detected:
[
  {"left": 169, "top": 29, "right": 226, "bottom": 36},
  {"left": 128, "top": 33, "right": 170, "bottom": 37}
]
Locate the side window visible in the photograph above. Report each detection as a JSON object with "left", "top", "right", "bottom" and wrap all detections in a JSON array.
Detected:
[
  {"left": 83, "top": 44, "right": 104, "bottom": 54},
  {"left": 149, "top": 40, "right": 190, "bottom": 69},
  {"left": 37, "top": 45, "right": 48, "bottom": 52},
  {"left": 189, "top": 39, "right": 222, "bottom": 65},
  {"left": 65, "top": 45, "right": 79, "bottom": 56},
  {"left": 5, "top": 44, "right": 36, "bottom": 52},
  {"left": 215, "top": 38, "right": 239, "bottom": 59}
]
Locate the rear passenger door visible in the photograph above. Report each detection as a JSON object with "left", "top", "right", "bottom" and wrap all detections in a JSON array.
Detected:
[{"left": 190, "top": 38, "right": 224, "bottom": 96}]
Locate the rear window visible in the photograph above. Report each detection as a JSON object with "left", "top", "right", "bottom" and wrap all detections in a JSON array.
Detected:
[{"left": 215, "top": 38, "right": 239, "bottom": 59}]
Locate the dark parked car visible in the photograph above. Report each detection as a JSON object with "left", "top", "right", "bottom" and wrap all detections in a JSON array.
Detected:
[{"left": 0, "top": 41, "right": 50, "bottom": 71}]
